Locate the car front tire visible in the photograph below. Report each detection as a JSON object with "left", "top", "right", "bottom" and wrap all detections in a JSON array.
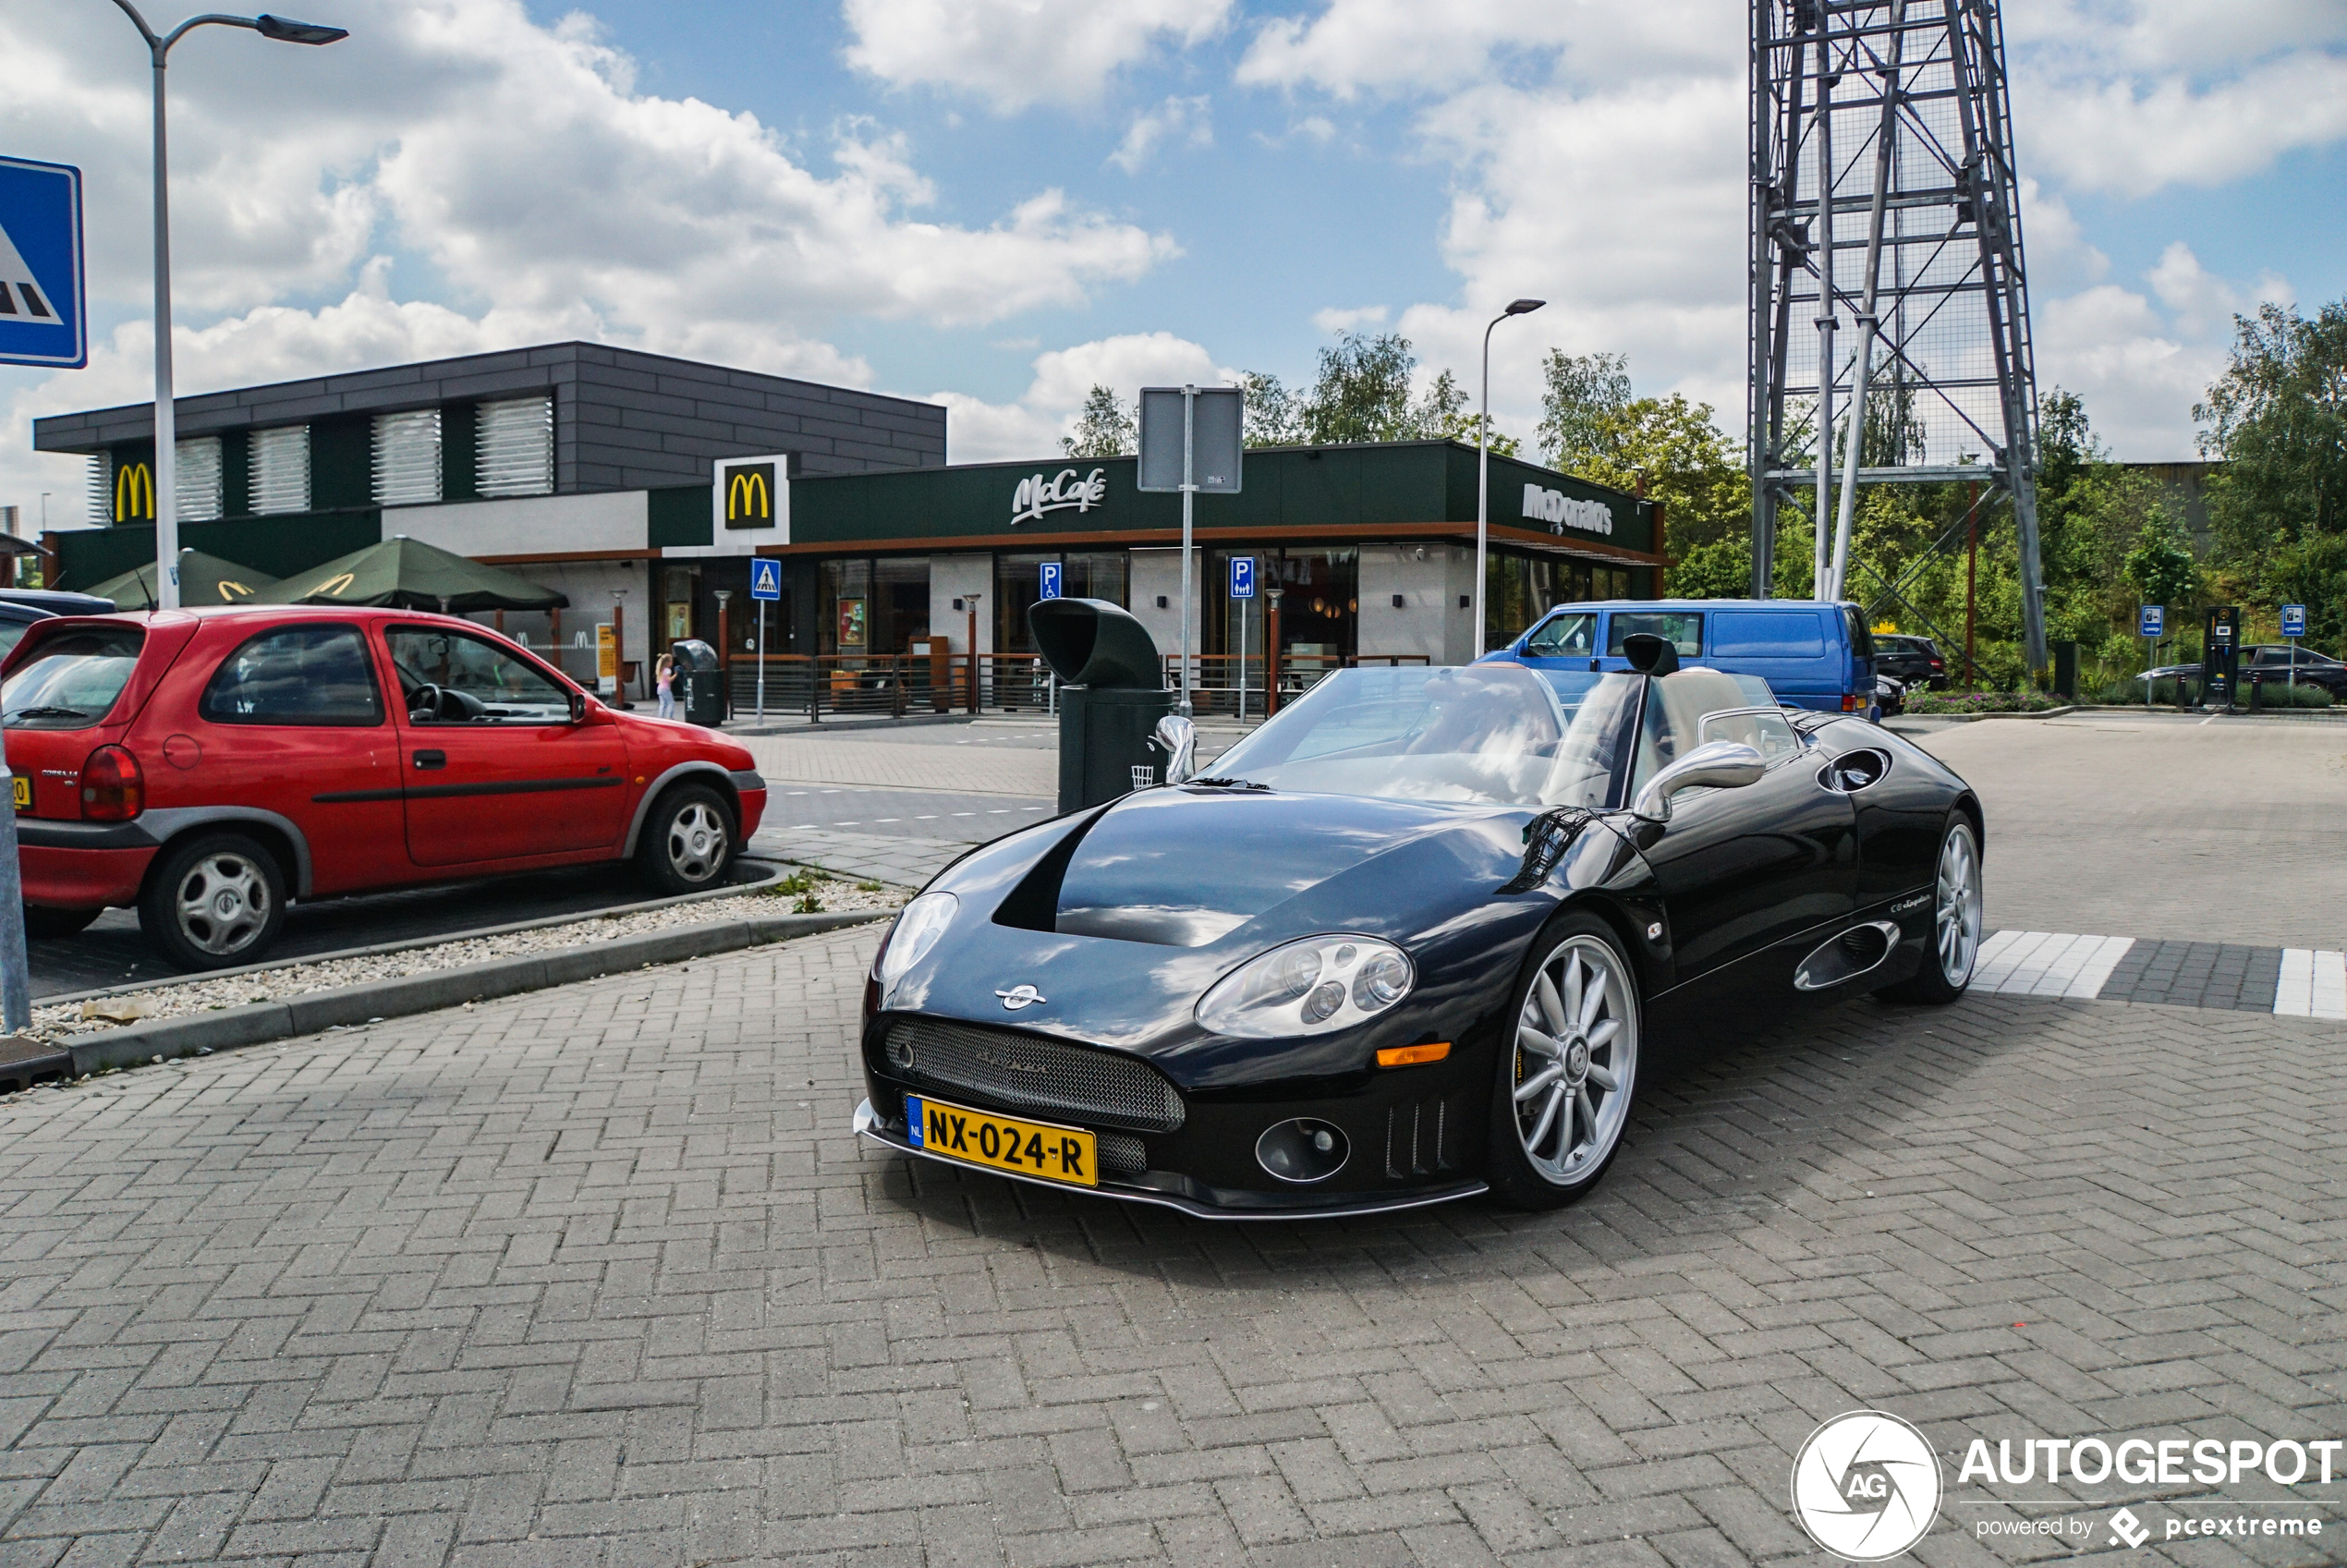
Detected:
[
  {"left": 636, "top": 783, "right": 736, "bottom": 895},
  {"left": 138, "top": 833, "right": 288, "bottom": 972},
  {"left": 1485, "top": 912, "right": 1642, "bottom": 1210},
  {"left": 1875, "top": 816, "right": 1984, "bottom": 1004}
]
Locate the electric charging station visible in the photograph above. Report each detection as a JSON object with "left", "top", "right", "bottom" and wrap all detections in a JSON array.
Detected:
[{"left": 2202, "top": 606, "right": 2242, "bottom": 711}]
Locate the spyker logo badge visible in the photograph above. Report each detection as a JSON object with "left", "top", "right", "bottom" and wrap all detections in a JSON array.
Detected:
[{"left": 995, "top": 984, "right": 1047, "bottom": 1012}]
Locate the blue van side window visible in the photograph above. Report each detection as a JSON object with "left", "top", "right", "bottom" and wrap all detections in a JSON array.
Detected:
[{"left": 1711, "top": 610, "right": 1824, "bottom": 658}]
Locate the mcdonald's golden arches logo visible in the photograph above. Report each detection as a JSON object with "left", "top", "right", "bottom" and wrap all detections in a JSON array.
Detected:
[
  {"left": 311, "top": 571, "right": 357, "bottom": 599},
  {"left": 115, "top": 461, "right": 155, "bottom": 522},
  {"left": 723, "top": 462, "right": 775, "bottom": 530}
]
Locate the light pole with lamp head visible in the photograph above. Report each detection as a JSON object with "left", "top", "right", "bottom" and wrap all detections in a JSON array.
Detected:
[
  {"left": 1475, "top": 298, "right": 1545, "bottom": 659},
  {"left": 107, "top": 4, "right": 346, "bottom": 611}
]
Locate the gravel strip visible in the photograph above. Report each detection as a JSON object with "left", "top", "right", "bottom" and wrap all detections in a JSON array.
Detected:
[{"left": 33, "top": 872, "right": 900, "bottom": 1043}]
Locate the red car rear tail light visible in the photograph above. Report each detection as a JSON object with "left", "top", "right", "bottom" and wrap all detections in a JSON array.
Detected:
[{"left": 79, "top": 745, "right": 144, "bottom": 821}]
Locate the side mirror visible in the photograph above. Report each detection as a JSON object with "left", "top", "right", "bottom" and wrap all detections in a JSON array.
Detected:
[
  {"left": 1151, "top": 713, "right": 1198, "bottom": 784},
  {"left": 568, "top": 690, "right": 589, "bottom": 724},
  {"left": 1632, "top": 740, "right": 1766, "bottom": 822}
]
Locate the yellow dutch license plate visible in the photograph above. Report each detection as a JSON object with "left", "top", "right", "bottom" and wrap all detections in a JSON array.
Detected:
[
  {"left": 9, "top": 776, "right": 26, "bottom": 809},
  {"left": 906, "top": 1095, "right": 1098, "bottom": 1187}
]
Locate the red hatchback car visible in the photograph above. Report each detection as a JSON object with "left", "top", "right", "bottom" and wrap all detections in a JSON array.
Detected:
[{"left": 4, "top": 605, "right": 767, "bottom": 970}]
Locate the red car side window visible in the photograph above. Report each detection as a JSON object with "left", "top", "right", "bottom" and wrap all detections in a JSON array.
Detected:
[{"left": 200, "top": 625, "right": 385, "bottom": 726}]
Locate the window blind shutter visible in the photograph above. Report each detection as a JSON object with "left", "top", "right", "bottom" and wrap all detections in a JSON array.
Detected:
[
  {"left": 372, "top": 409, "right": 443, "bottom": 505},
  {"left": 249, "top": 425, "right": 311, "bottom": 515},
  {"left": 88, "top": 454, "right": 111, "bottom": 526},
  {"left": 176, "top": 436, "right": 224, "bottom": 522},
  {"left": 476, "top": 395, "right": 553, "bottom": 497}
]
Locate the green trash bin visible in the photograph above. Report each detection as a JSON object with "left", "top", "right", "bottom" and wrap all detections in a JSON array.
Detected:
[
  {"left": 1029, "top": 599, "right": 1179, "bottom": 813},
  {"left": 671, "top": 638, "right": 725, "bottom": 726}
]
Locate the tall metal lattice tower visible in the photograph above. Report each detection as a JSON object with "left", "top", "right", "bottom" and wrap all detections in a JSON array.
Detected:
[{"left": 1748, "top": 0, "right": 2048, "bottom": 669}]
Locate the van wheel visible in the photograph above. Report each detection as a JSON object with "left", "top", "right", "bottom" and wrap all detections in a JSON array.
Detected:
[
  {"left": 23, "top": 906, "right": 101, "bottom": 941},
  {"left": 138, "top": 833, "right": 287, "bottom": 972},
  {"left": 636, "top": 784, "right": 736, "bottom": 895}
]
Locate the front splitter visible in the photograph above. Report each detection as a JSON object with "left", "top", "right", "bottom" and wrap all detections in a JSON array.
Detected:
[{"left": 852, "top": 1099, "right": 1488, "bottom": 1222}]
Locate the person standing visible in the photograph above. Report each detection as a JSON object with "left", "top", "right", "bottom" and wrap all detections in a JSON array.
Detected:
[{"left": 654, "top": 651, "right": 677, "bottom": 719}]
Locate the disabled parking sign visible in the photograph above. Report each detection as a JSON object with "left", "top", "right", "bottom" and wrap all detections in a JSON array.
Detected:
[
  {"left": 1039, "top": 561, "right": 1062, "bottom": 601},
  {"left": 0, "top": 156, "right": 87, "bottom": 369},
  {"left": 748, "top": 557, "right": 781, "bottom": 602}
]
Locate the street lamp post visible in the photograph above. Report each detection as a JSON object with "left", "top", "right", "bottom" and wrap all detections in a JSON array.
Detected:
[
  {"left": 107, "top": 4, "right": 346, "bottom": 611},
  {"left": 1476, "top": 298, "right": 1545, "bottom": 659}
]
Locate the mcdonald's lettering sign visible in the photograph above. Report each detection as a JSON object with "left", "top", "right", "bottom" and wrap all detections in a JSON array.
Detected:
[
  {"left": 114, "top": 460, "right": 155, "bottom": 522},
  {"left": 723, "top": 462, "right": 775, "bottom": 529}
]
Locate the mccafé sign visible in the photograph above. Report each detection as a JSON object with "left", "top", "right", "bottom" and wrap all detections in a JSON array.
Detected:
[{"left": 1011, "top": 467, "right": 1107, "bottom": 526}]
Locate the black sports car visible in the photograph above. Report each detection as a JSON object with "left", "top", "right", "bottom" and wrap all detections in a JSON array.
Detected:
[{"left": 853, "top": 634, "right": 1986, "bottom": 1219}]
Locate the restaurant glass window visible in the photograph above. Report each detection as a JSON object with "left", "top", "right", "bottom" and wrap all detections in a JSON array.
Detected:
[
  {"left": 662, "top": 565, "right": 695, "bottom": 646},
  {"left": 994, "top": 553, "right": 1056, "bottom": 654},
  {"left": 869, "top": 556, "right": 930, "bottom": 655},
  {"left": 1275, "top": 548, "right": 1356, "bottom": 675},
  {"left": 1062, "top": 552, "right": 1127, "bottom": 606},
  {"left": 1485, "top": 551, "right": 1590, "bottom": 648},
  {"left": 821, "top": 557, "right": 871, "bottom": 656}
]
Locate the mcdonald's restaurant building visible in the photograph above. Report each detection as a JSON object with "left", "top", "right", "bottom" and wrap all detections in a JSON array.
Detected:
[{"left": 32, "top": 344, "right": 1660, "bottom": 694}]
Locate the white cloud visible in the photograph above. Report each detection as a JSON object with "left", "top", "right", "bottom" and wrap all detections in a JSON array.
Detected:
[
  {"left": 1310, "top": 305, "right": 1387, "bottom": 334},
  {"left": 2023, "top": 52, "right": 2347, "bottom": 197},
  {"left": 1110, "top": 96, "right": 1214, "bottom": 173},
  {"left": 2034, "top": 246, "right": 2292, "bottom": 459},
  {"left": 1236, "top": 0, "right": 1719, "bottom": 100},
  {"left": 844, "top": 0, "right": 1232, "bottom": 113},
  {"left": 0, "top": 0, "right": 1179, "bottom": 518},
  {"left": 927, "top": 332, "right": 1236, "bottom": 462}
]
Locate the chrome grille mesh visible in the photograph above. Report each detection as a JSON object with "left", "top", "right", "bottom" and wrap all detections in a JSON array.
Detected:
[{"left": 883, "top": 1018, "right": 1186, "bottom": 1133}]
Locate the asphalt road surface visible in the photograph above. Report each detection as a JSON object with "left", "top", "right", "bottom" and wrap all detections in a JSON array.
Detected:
[{"left": 762, "top": 784, "right": 1053, "bottom": 842}]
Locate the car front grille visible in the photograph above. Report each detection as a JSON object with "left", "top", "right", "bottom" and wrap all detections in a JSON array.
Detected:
[{"left": 882, "top": 1017, "right": 1186, "bottom": 1134}]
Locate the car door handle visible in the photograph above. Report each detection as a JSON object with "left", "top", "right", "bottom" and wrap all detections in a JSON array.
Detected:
[{"left": 413, "top": 750, "right": 446, "bottom": 771}]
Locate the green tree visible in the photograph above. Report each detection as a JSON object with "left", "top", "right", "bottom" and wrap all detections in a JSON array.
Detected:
[
  {"left": 2123, "top": 513, "right": 2198, "bottom": 614},
  {"left": 1558, "top": 395, "right": 1751, "bottom": 556},
  {"left": 1235, "top": 371, "right": 1306, "bottom": 447},
  {"left": 1302, "top": 332, "right": 1419, "bottom": 444},
  {"left": 2195, "top": 299, "right": 2347, "bottom": 565},
  {"left": 1537, "top": 350, "right": 1632, "bottom": 468},
  {"left": 1412, "top": 368, "right": 1520, "bottom": 456},
  {"left": 1061, "top": 385, "right": 1135, "bottom": 457}
]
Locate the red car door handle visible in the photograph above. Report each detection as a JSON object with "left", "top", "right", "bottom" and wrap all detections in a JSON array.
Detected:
[{"left": 413, "top": 750, "right": 446, "bottom": 770}]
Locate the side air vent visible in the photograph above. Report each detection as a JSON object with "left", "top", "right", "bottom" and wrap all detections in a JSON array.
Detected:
[{"left": 1384, "top": 1098, "right": 1458, "bottom": 1179}]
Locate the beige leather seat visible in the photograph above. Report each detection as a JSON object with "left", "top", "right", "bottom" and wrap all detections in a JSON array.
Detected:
[{"left": 1654, "top": 669, "right": 1750, "bottom": 757}]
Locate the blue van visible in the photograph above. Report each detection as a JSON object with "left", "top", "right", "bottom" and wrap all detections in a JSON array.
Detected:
[{"left": 1488, "top": 599, "right": 1879, "bottom": 716}]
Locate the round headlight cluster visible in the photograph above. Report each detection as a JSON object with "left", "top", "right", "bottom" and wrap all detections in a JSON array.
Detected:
[
  {"left": 876, "top": 891, "right": 958, "bottom": 988},
  {"left": 1197, "top": 935, "right": 1416, "bottom": 1039}
]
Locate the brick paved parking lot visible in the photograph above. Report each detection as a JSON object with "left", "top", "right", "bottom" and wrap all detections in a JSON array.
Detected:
[{"left": 0, "top": 918, "right": 2341, "bottom": 1567}]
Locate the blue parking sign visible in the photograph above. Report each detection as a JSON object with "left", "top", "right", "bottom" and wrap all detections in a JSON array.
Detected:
[
  {"left": 0, "top": 156, "right": 87, "bottom": 369},
  {"left": 2280, "top": 603, "right": 2306, "bottom": 638},
  {"left": 1230, "top": 555, "right": 1256, "bottom": 600},
  {"left": 2138, "top": 604, "right": 2164, "bottom": 638},
  {"left": 748, "top": 557, "right": 781, "bottom": 602},
  {"left": 1039, "top": 561, "right": 1062, "bottom": 600}
]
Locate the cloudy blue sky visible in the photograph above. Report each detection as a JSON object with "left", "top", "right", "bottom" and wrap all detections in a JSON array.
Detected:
[{"left": 4, "top": 0, "right": 2342, "bottom": 526}]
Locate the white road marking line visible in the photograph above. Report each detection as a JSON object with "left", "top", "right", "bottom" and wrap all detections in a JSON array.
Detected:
[
  {"left": 951, "top": 811, "right": 975, "bottom": 817},
  {"left": 1971, "top": 930, "right": 2134, "bottom": 999},
  {"left": 873, "top": 818, "right": 899, "bottom": 822},
  {"left": 915, "top": 815, "right": 938, "bottom": 820},
  {"left": 2277, "top": 949, "right": 2347, "bottom": 1020}
]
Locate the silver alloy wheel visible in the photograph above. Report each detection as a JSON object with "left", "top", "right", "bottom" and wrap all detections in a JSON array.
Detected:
[
  {"left": 1512, "top": 933, "right": 1637, "bottom": 1185},
  {"left": 664, "top": 801, "right": 728, "bottom": 884},
  {"left": 174, "top": 852, "right": 272, "bottom": 957},
  {"left": 1935, "top": 821, "right": 1984, "bottom": 985}
]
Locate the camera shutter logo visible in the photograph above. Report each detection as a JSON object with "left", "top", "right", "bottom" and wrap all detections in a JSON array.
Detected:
[{"left": 1791, "top": 1411, "right": 1941, "bottom": 1561}]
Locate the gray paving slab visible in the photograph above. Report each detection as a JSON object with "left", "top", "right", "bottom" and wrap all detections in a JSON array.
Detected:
[{"left": 0, "top": 925, "right": 2341, "bottom": 1567}]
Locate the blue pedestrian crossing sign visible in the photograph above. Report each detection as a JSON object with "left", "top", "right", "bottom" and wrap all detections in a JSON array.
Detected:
[
  {"left": 1039, "top": 561, "right": 1062, "bottom": 600},
  {"left": 748, "top": 557, "right": 781, "bottom": 602},
  {"left": 1230, "top": 555, "right": 1256, "bottom": 600},
  {"left": 2138, "top": 604, "right": 2164, "bottom": 638},
  {"left": 0, "top": 157, "right": 86, "bottom": 370},
  {"left": 2280, "top": 604, "right": 2306, "bottom": 638}
]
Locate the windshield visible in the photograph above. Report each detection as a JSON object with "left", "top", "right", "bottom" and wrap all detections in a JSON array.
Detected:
[
  {"left": 1202, "top": 663, "right": 1641, "bottom": 808},
  {"left": 4, "top": 625, "right": 145, "bottom": 730}
]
